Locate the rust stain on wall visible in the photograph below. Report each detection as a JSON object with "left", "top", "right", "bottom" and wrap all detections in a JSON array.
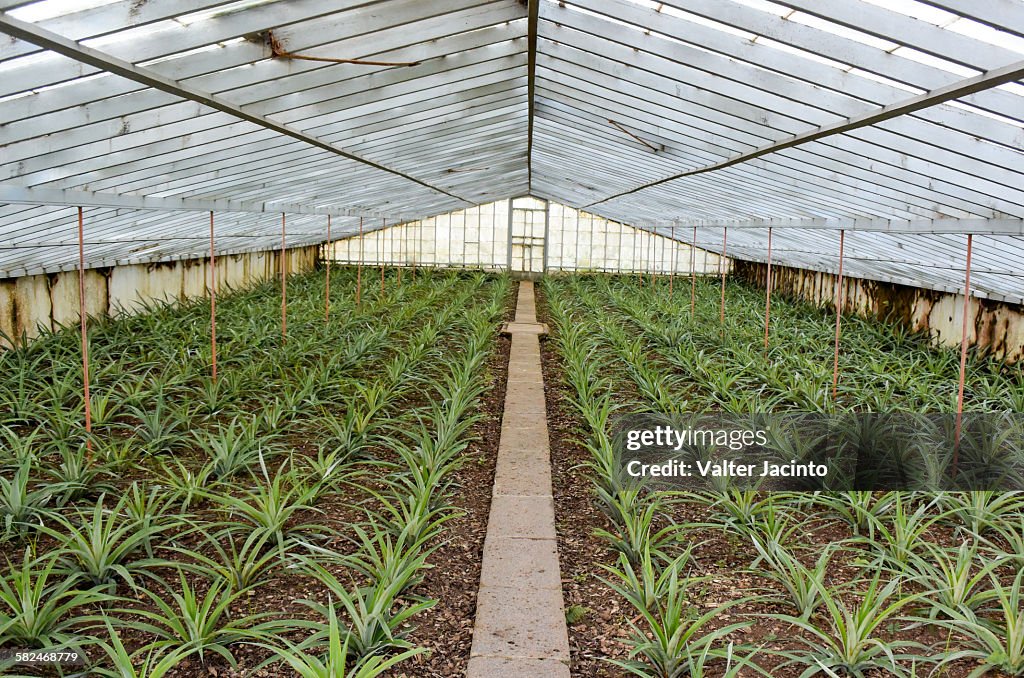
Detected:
[
  {"left": 735, "top": 261, "right": 1024, "bottom": 365},
  {"left": 0, "top": 246, "right": 318, "bottom": 350}
]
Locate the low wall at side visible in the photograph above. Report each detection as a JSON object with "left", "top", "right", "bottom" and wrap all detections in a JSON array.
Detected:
[
  {"left": 734, "top": 261, "right": 1024, "bottom": 365},
  {"left": 0, "top": 246, "right": 317, "bottom": 348}
]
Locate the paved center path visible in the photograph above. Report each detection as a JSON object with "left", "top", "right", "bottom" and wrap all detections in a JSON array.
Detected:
[{"left": 466, "top": 280, "right": 571, "bottom": 677}]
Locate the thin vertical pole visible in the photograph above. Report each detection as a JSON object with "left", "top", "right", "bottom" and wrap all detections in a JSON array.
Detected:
[
  {"left": 600, "top": 219, "right": 606, "bottom": 274},
  {"left": 574, "top": 210, "right": 582, "bottom": 273},
  {"left": 831, "top": 229, "right": 846, "bottom": 400},
  {"left": 77, "top": 207, "right": 92, "bottom": 452},
  {"left": 447, "top": 213, "right": 454, "bottom": 269},
  {"left": 669, "top": 223, "right": 676, "bottom": 297},
  {"left": 357, "top": 217, "right": 363, "bottom": 307},
  {"left": 764, "top": 226, "right": 773, "bottom": 352},
  {"left": 492, "top": 203, "right": 498, "bottom": 271},
  {"left": 617, "top": 216, "right": 622, "bottom": 273},
  {"left": 461, "top": 211, "right": 468, "bottom": 271},
  {"left": 953, "top": 234, "right": 974, "bottom": 471},
  {"left": 542, "top": 200, "right": 550, "bottom": 273},
  {"left": 719, "top": 227, "right": 728, "bottom": 329},
  {"left": 209, "top": 211, "right": 217, "bottom": 382},
  {"left": 380, "top": 218, "right": 386, "bottom": 295},
  {"left": 506, "top": 200, "right": 514, "bottom": 273},
  {"left": 690, "top": 225, "right": 697, "bottom": 320},
  {"left": 325, "top": 215, "right": 331, "bottom": 322},
  {"left": 281, "top": 213, "right": 287, "bottom": 342},
  {"left": 397, "top": 228, "right": 402, "bottom": 285},
  {"left": 634, "top": 229, "right": 643, "bottom": 284},
  {"left": 590, "top": 211, "right": 596, "bottom": 273},
  {"left": 651, "top": 229, "right": 657, "bottom": 286}
]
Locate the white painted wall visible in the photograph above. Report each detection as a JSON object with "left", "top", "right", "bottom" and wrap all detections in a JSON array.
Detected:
[{"left": 0, "top": 246, "right": 316, "bottom": 348}]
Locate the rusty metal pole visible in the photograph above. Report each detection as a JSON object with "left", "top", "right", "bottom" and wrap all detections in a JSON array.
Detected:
[
  {"left": 396, "top": 225, "right": 402, "bottom": 286},
  {"left": 669, "top": 223, "right": 675, "bottom": 298},
  {"left": 380, "top": 218, "right": 386, "bottom": 296},
  {"left": 831, "top": 229, "right": 846, "bottom": 400},
  {"left": 78, "top": 207, "right": 92, "bottom": 452},
  {"left": 357, "top": 217, "right": 363, "bottom": 308},
  {"left": 953, "top": 234, "right": 974, "bottom": 472},
  {"left": 690, "top": 225, "right": 697, "bottom": 320},
  {"left": 209, "top": 211, "right": 217, "bottom": 382},
  {"left": 638, "top": 228, "right": 644, "bottom": 288},
  {"left": 764, "top": 226, "right": 773, "bottom": 352},
  {"left": 719, "top": 227, "right": 728, "bottom": 331},
  {"left": 651, "top": 229, "right": 657, "bottom": 287},
  {"left": 281, "top": 213, "right": 287, "bottom": 343},
  {"left": 325, "top": 215, "right": 331, "bottom": 323}
]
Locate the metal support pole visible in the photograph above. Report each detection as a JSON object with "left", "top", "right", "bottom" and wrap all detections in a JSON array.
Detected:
[
  {"left": 764, "top": 226, "right": 772, "bottom": 352},
  {"left": 669, "top": 223, "right": 675, "bottom": 297},
  {"left": 77, "top": 207, "right": 92, "bottom": 452},
  {"left": 953, "top": 234, "right": 974, "bottom": 472},
  {"left": 506, "top": 199, "right": 514, "bottom": 273},
  {"left": 325, "top": 215, "right": 331, "bottom": 322},
  {"left": 357, "top": 217, "right": 363, "bottom": 308},
  {"left": 380, "top": 218, "right": 386, "bottom": 296},
  {"left": 542, "top": 200, "right": 550, "bottom": 273},
  {"left": 634, "top": 229, "right": 643, "bottom": 284},
  {"left": 690, "top": 225, "right": 697, "bottom": 320},
  {"left": 281, "top": 213, "right": 287, "bottom": 342},
  {"left": 831, "top": 229, "right": 846, "bottom": 400},
  {"left": 719, "top": 227, "right": 728, "bottom": 330},
  {"left": 651, "top": 230, "right": 657, "bottom": 286},
  {"left": 209, "top": 211, "right": 217, "bottom": 382},
  {"left": 395, "top": 225, "right": 402, "bottom": 285}
]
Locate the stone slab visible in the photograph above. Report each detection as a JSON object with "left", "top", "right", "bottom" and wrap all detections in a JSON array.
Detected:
[
  {"left": 486, "top": 496, "right": 557, "bottom": 540},
  {"left": 508, "top": 356, "right": 541, "bottom": 369},
  {"left": 467, "top": 656, "right": 570, "bottom": 678},
  {"left": 507, "top": 362, "right": 539, "bottom": 377},
  {"left": 507, "top": 357, "right": 541, "bottom": 370},
  {"left": 480, "top": 536, "right": 562, "bottom": 590},
  {"left": 504, "top": 394, "right": 548, "bottom": 416},
  {"left": 469, "top": 584, "right": 570, "bottom": 660},
  {"left": 509, "top": 352, "right": 542, "bottom": 366},
  {"left": 502, "top": 321, "right": 550, "bottom": 336},
  {"left": 493, "top": 455, "right": 553, "bottom": 496},
  {"left": 505, "top": 378, "right": 544, "bottom": 394},
  {"left": 498, "top": 424, "right": 549, "bottom": 453},
  {"left": 509, "top": 350, "right": 541, "bottom": 365}
]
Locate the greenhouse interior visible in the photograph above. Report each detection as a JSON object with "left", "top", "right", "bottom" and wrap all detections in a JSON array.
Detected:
[{"left": 1, "top": 0, "right": 1024, "bottom": 677}]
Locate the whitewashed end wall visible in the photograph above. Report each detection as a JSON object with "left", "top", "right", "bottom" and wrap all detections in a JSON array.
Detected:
[{"left": 326, "top": 198, "right": 726, "bottom": 275}]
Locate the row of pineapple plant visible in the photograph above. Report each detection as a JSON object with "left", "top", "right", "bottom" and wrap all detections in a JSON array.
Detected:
[
  {"left": 543, "top": 273, "right": 1023, "bottom": 677},
  {"left": 0, "top": 265, "right": 510, "bottom": 676}
]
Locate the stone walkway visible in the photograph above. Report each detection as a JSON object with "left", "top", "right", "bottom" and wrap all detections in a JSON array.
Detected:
[{"left": 466, "top": 281, "right": 571, "bottom": 677}]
